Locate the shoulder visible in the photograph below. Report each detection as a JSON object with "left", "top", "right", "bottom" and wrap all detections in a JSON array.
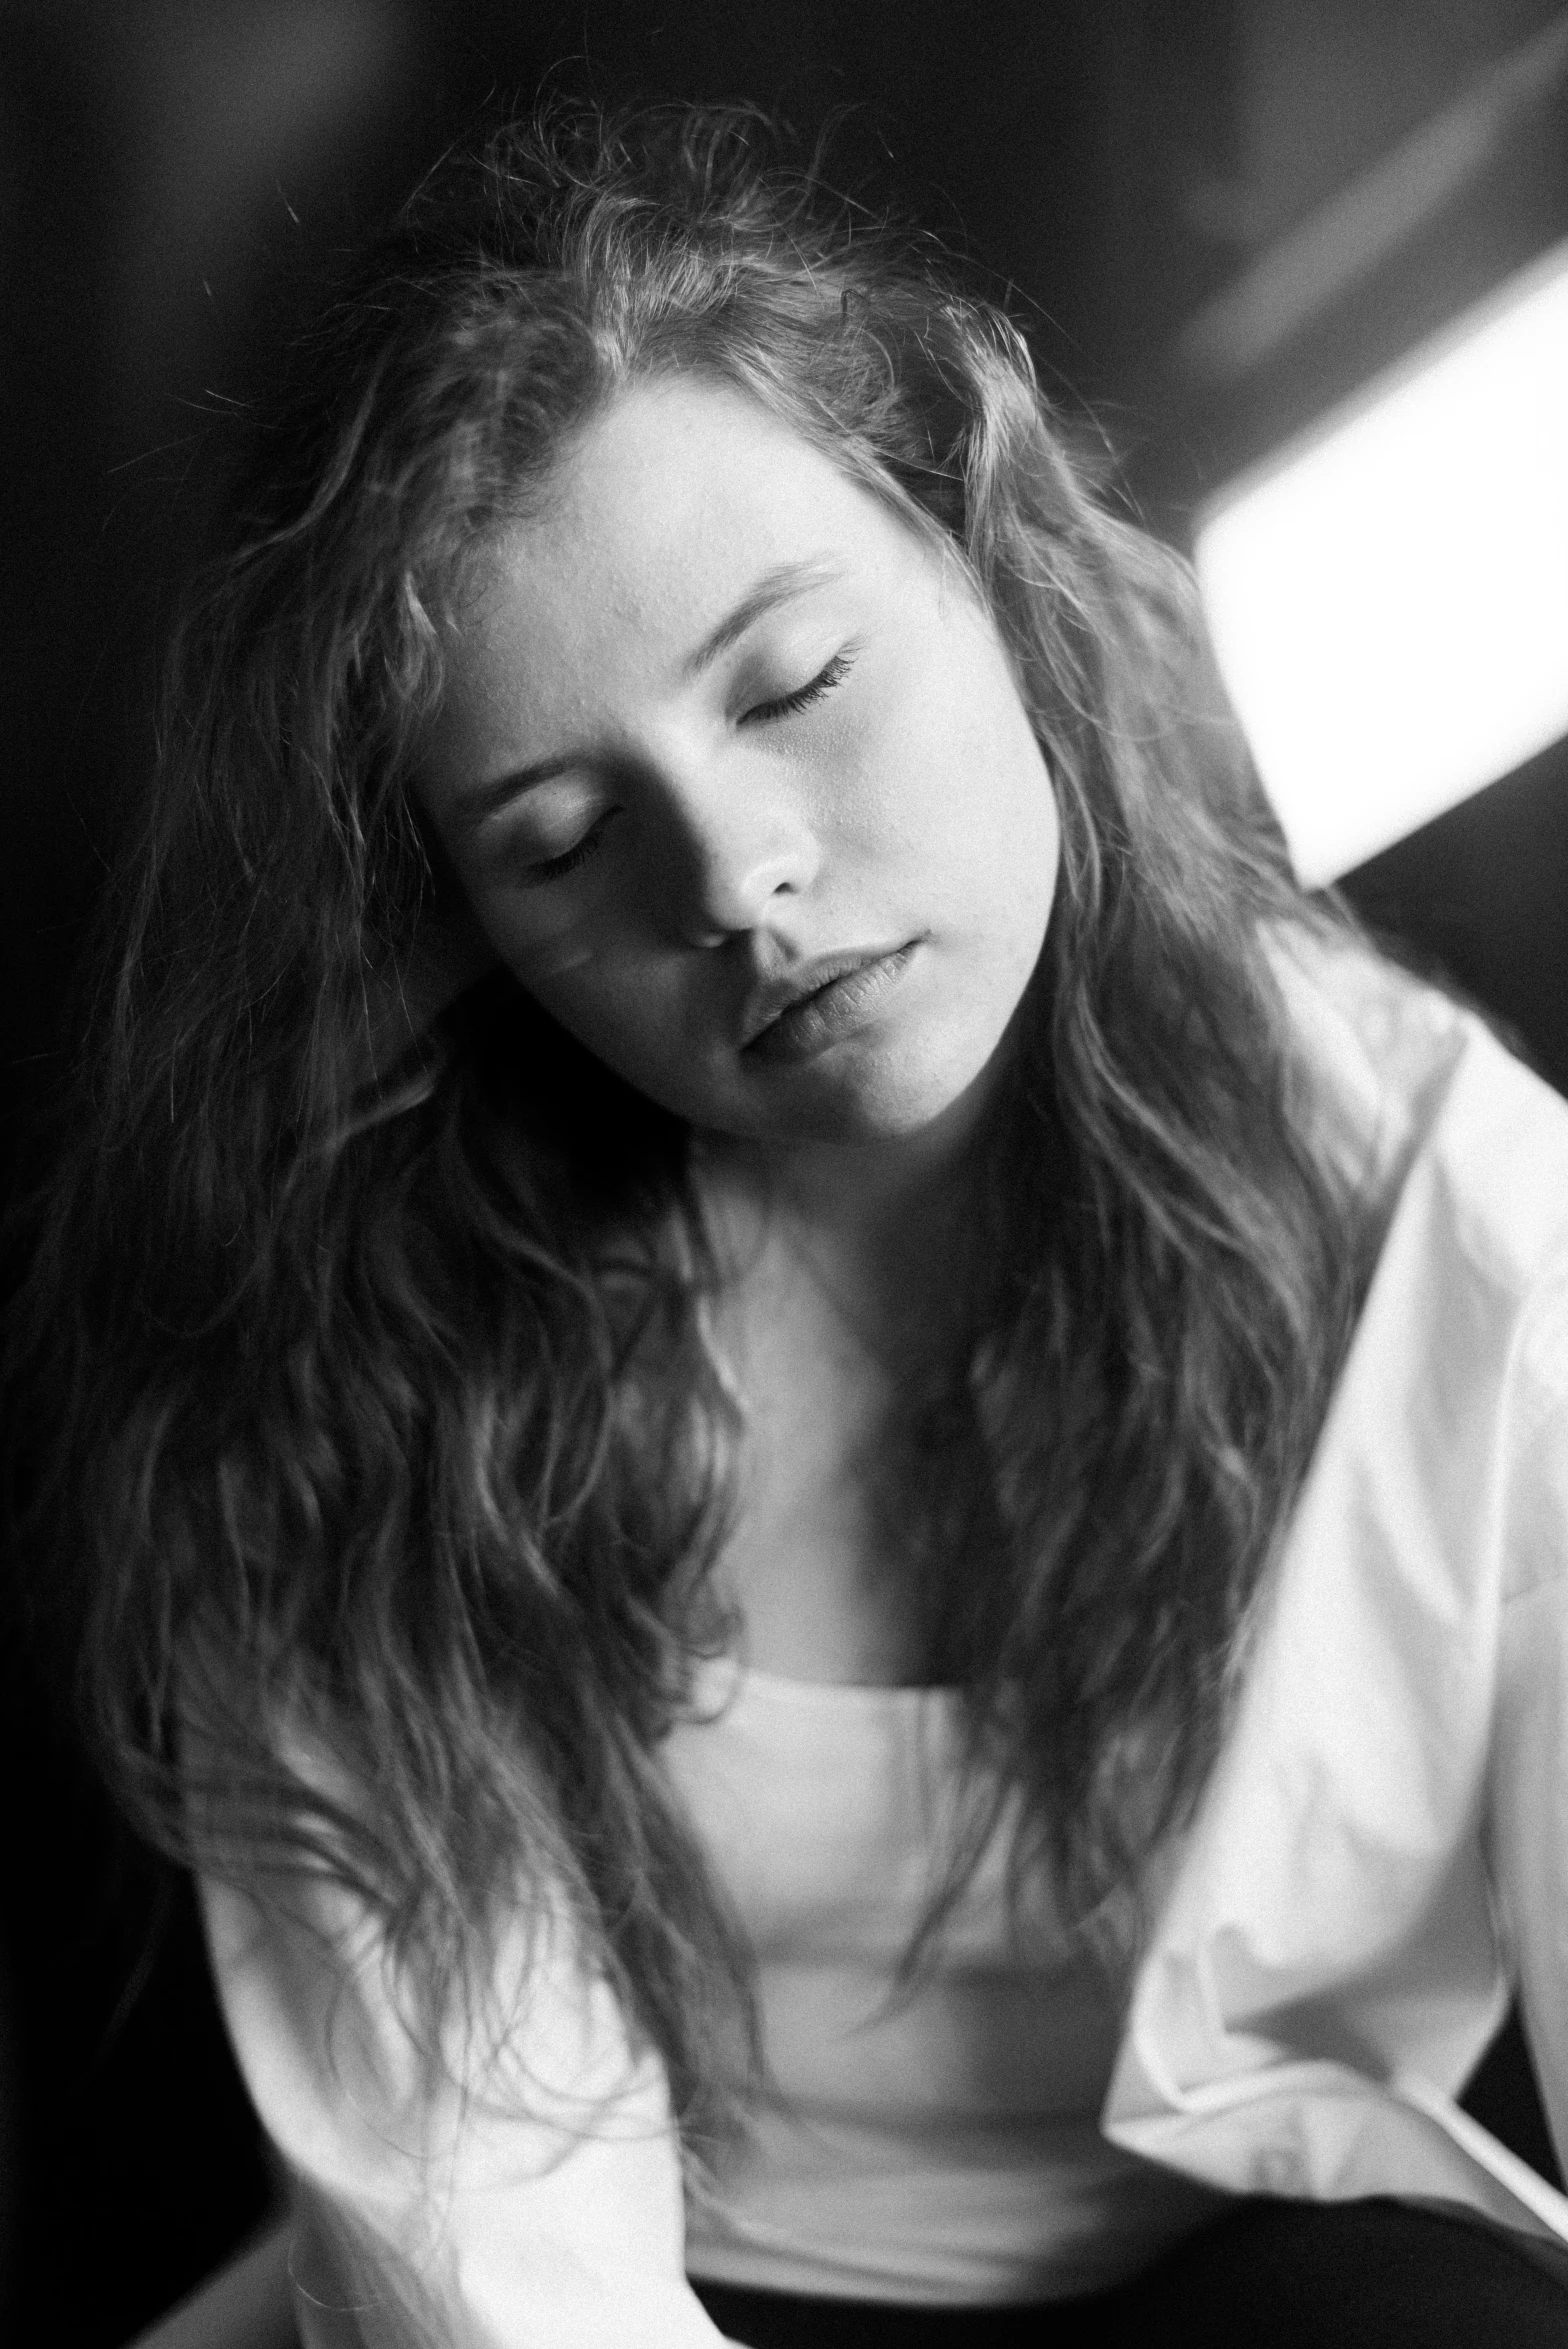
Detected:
[
  {"left": 1269, "top": 924, "right": 1568, "bottom": 1603},
  {"left": 1273, "top": 922, "right": 1568, "bottom": 1357}
]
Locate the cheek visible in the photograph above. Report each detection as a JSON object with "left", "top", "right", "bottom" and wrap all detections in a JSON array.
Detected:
[
  {"left": 466, "top": 857, "right": 642, "bottom": 995},
  {"left": 891, "top": 619, "right": 1047, "bottom": 848},
  {"left": 1021, "top": 760, "right": 1061, "bottom": 921},
  {"left": 1010, "top": 772, "right": 1061, "bottom": 977},
  {"left": 455, "top": 860, "right": 698, "bottom": 1100},
  {"left": 517, "top": 947, "right": 680, "bottom": 1093},
  {"left": 945, "top": 699, "right": 1059, "bottom": 930},
  {"left": 953, "top": 727, "right": 1059, "bottom": 1021},
  {"left": 515, "top": 935, "right": 597, "bottom": 983}
]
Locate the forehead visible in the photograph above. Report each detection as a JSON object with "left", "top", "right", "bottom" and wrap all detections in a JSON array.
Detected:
[{"left": 452, "top": 376, "right": 925, "bottom": 685}]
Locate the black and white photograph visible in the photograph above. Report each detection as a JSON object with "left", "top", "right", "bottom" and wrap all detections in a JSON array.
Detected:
[{"left": 2, "top": 5, "right": 1567, "bottom": 2344}]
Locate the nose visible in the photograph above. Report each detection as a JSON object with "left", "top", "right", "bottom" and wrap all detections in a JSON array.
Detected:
[{"left": 661, "top": 778, "right": 822, "bottom": 946}]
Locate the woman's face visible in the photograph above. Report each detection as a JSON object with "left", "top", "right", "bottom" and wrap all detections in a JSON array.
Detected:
[{"left": 418, "top": 376, "right": 1059, "bottom": 1152}]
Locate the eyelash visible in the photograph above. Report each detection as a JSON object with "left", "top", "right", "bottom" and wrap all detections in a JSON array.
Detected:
[
  {"left": 742, "top": 650, "right": 854, "bottom": 726},
  {"left": 516, "top": 815, "right": 614, "bottom": 888},
  {"left": 517, "top": 653, "right": 854, "bottom": 886}
]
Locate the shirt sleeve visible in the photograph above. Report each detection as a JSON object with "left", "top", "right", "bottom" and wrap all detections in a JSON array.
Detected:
[
  {"left": 1486, "top": 1288, "right": 1568, "bottom": 2183},
  {"left": 199, "top": 1865, "right": 735, "bottom": 2349}
]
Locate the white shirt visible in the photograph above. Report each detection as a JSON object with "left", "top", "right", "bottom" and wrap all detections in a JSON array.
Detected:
[
  {"left": 668, "top": 1662, "right": 1227, "bottom": 2305},
  {"left": 201, "top": 941, "right": 1568, "bottom": 2346}
]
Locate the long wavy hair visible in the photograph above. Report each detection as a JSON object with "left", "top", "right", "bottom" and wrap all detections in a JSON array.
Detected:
[{"left": 7, "top": 102, "right": 1374, "bottom": 2159}]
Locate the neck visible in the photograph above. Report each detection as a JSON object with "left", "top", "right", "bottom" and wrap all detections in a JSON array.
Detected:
[
  {"left": 700, "top": 1089, "right": 991, "bottom": 1344},
  {"left": 778, "top": 1122, "right": 970, "bottom": 1252}
]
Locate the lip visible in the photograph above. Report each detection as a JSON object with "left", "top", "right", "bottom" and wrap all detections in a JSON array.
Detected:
[{"left": 740, "top": 941, "right": 919, "bottom": 1065}]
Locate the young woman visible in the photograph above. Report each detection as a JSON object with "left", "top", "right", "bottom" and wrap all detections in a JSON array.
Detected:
[{"left": 11, "top": 103, "right": 1568, "bottom": 2348}]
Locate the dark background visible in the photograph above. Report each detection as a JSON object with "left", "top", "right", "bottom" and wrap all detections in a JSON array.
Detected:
[{"left": 2, "top": 4, "right": 1566, "bottom": 2340}]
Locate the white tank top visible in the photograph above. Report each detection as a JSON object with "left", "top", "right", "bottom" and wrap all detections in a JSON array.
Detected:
[{"left": 666, "top": 1659, "right": 1224, "bottom": 2305}]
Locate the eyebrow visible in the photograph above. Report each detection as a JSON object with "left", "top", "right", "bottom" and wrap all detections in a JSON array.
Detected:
[
  {"left": 457, "top": 553, "right": 846, "bottom": 829},
  {"left": 680, "top": 554, "right": 846, "bottom": 678}
]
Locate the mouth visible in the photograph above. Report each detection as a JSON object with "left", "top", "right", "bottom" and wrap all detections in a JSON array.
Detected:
[{"left": 740, "top": 941, "right": 920, "bottom": 1065}]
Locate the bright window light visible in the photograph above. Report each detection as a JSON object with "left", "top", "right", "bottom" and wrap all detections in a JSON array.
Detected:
[{"left": 1194, "top": 239, "right": 1568, "bottom": 887}]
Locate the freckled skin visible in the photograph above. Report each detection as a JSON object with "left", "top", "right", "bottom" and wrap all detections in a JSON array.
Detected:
[{"left": 418, "top": 377, "right": 1060, "bottom": 1160}]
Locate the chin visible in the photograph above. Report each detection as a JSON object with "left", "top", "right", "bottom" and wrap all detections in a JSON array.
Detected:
[{"left": 743, "top": 1043, "right": 999, "bottom": 1151}]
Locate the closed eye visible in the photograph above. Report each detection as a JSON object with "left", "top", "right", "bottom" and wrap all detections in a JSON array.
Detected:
[
  {"left": 513, "top": 810, "right": 617, "bottom": 888},
  {"left": 742, "top": 651, "right": 854, "bottom": 726}
]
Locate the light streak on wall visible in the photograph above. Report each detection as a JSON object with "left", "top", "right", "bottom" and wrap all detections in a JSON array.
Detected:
[{"left": 1195, "top": 238, "right": 1568, "bottom": 886}]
